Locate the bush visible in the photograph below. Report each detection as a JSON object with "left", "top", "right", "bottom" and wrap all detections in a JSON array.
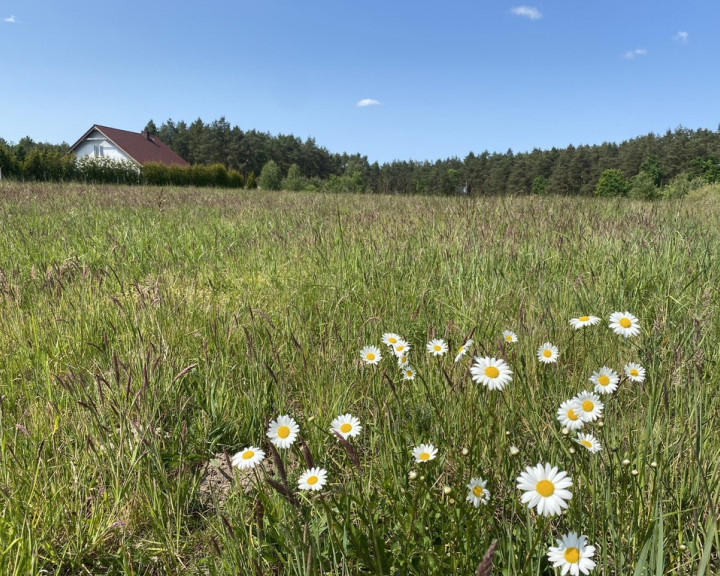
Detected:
[
  {"left": 258, "top": 160, "right": 282, "bottom": 190},
  {"left": 281, "top": 164, "right": 307, "bottom": 191},
  {"left": 76, "top": 156, "right": 140, "bottom": 184},
  {"left": 594, "top": 169, "right": 627, "bottom": 197},
  {"left": 661, "top": 173, "right": 707, "bottom": 199},
  {"left": 628, "top": 171, "right": 659, "bottom": 200}
]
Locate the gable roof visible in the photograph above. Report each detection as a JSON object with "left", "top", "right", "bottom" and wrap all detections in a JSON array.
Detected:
[{"left": 68, "top": 124, "right": 189, "bottom": 166}]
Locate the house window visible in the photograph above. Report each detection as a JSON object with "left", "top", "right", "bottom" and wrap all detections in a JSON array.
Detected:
[{"left": 94, "top": 145, "right": 104, "bottom": 157}]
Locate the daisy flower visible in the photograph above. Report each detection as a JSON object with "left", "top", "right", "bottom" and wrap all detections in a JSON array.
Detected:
[
  {"left": 516, "top": 463, "right": 573, "bottom": 516},
  {"left": 556, "top": 400, "right": 585, "bottom": 430},
  {"left": 575, "top": 433, "right": 602, "bottom": 454},
  {"left": 569, "top": 315, "right": 601, "bottom": 329},
  {"left": 502, "top": 330, "right": 518, "bottom": 343},
  {"left": 360, "top": 345, "right": 382, "bottom": 365},
  {"left": 609, "top": 311, "right": 641, "bottom": 338},
  {"left": 396, "top": 353, "right": 409, "bottom": 368},
  {"left": 624, "top": 362, "right": 646, "bottom": 382},
  {"left": 382, "top": 333, "right": 402, "bottom": 347},
  {"left": 267, "top": 415, "right": 299, "bottom": 449},
  {"left": 330, "top": 414, "right": 362, "bottom": 440},
  {"left": 537, "top": 342, "right": 559, "bottom": 364},
  {"left": 573, "top": 391, "right": 604, "bottom": 422},
  {"left": 470, "top": 357, "right": 513, "bottom": 391},
  {"left": 298, "top": 467, "right": 328, "bottom": 491},
  {"left": 590, "top": 366, "right": 619, "bottom": 395},
  {"left": 392, "top": 340, "right": 411, "bottom": 356},
  {"left": 454, "top": 339, "right": 473, "bottom": 363},
  {"left": 412, "top": 443, "right": 438, "bottom": 463},
  {"left": 232, "top": 446, "right": 265, "bottom": 470},
  {"left": 547, "top": 532, "right": 597, "bottom": 576},
  {"left": 426, "top": 339, "right": 448, "bottom": 357},
  {"left": 466, "top": 477, "right": 490, "bottom": 507},
  {"left": 402, "top": 365, "right": 416, "bottom": 380}
]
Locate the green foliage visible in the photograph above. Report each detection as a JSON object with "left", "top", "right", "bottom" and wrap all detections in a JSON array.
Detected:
[
  {"left": 140, "top": 162, "right": 243, "bottom": 188},
  {"left": 691, "top": 156, "right": 720, "bottom": 183},
  {"left": 639, "top": 154, "right": 664, "bottom": 186},
  {"left": 531, "top": 175, "right": 549, "bottom": 195},
  {"left": 594, "top": 168, "right": 628, "bottom": 197},
  {"left": 628, "top": 171, "right": 659, "bottom": 200},
  {"left": 258, "top": 160, "right": 282, "bottom": 190},
  {"left": 245, "top": 170, "right": 257, "bottom": 189},
  {"left": 76, "top": 156, "right": 140, "bottom": 184},
  {"left": 281, "top": 163, "right": 306, "bottom": 191},
  {"left": 661, "top": 173, "right": 706, "bottom": 199}
]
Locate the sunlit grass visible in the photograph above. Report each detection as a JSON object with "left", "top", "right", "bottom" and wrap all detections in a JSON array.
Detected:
[{"left": 0, "top": 182, "right": 719, "bottom": 574}]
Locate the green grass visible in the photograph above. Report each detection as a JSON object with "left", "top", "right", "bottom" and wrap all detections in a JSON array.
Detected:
[{"left": 1, "top": 181, "right": 719, "bottom": 575}]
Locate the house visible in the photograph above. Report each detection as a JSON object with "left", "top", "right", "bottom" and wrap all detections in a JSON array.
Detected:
[{"left": 68, "top": 125, "right": 188, "bottom": 167}]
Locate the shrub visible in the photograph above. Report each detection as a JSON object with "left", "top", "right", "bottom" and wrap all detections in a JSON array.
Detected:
[{"left": 594, "top": 169, "right": 628, "bottom": 197}]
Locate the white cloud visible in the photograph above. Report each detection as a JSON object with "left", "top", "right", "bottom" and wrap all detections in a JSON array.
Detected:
[
  {"left": 511, "top": 6, "right": 542, "bottom": 20},
  {"left": 4, "top": 14, "right": 17, "bottom": 23},
  {"left": 674, "top": 30, "right": 689, "bottom": 43},
  {"left": 357, "top": 98, "right": 381, "bottom": 107},
  {"left": 624, "top": 48, "right": 647, "bottom": 59}
]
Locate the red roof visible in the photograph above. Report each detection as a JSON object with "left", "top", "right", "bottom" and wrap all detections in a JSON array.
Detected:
[{"left": 69, "top": 125, "right": 189, "bottom": 166}]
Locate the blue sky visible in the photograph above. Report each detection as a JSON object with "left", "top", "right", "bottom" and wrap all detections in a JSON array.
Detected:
[{"left": 1, "top": 1, "right": 718, "bottom": 164}]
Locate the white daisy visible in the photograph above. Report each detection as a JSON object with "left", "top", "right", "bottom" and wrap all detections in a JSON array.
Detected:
[
  {"left": 590, "top": 366, "right": 619, "bottom": 395},
  {"left": 232, "top": 446, "right": 265, "bottom": 470},
  {"left": 547, "top": 532, "right": 597, "bottom": 576},
  {"left": 412, "top": 443, "right": 438, "bottom": 463},
  {"left": 360, "top": 345, "right": 382, "bottom": 365},
  {"left": 569, "top": 315, "right": 601, "bottom": 329},
  {"left": 556, "top": 400, "right": 585, "bottom": 430},
  {"left": 470, "top": 357, "right": 513, "bottom": 391},
  {"left": 573, "top": 391, "right": 604, "bottom": 422},
  {"left": 402, "top": 365, "right": 416, "bottom": 380},
  {"left": 454, "top": 339, "right": 473, "bottom": 363},
  {"left": 516, "top": 463, "right": 573, "bottom": 516},
  {"left": 392, "top": 340, "right": 411, "bottom": 356},
  {"left": 426, "top": 339, "right": 448, "bottom": 356},
  {"left": 624, "top": 362, "right": 646, "bottom": 382},
  {"left": 266, "top": 415, "right": 299, "bottom": 449},
  {"left": 396, "top": 353, "right": 409, "bottom": 367},
  {"left": 502, "top": 330, "right": 518, "bottom": 343},
  {"left": 466, "top": 477, "right": 490, "bottom": 507},
  {"left": 330, "top": 414, "right": 362, "bottom": 440},
  {"left": 537, "top": 342, "right": 559, "bottom": 364},
  {"left": 298, "top": 467, "right": 328, "bottom": 491},
  {"left": 609, "top": 311, "right": 641, "bottom": 338},
  {"left": 575, "top": 433, "right": 602, "bottom": 454},
  {"left": 382, "top": 333, "right": 402, "bottom": 347}
]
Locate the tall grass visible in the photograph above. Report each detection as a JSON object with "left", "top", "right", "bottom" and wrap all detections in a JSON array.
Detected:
[{"left": 0, "top": 182, "right": 719, "bottom": 575}]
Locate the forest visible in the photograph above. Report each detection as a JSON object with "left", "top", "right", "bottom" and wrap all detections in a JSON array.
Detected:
[{"left": 1, "top": 118, "right": 719, "bottom": 198}]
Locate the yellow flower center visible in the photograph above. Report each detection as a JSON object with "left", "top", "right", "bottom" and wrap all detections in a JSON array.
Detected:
[
  {"left": 579, "top": 316, "right": 590, "bottom": 322},
  {"left": 630, "top": 369, "right": 639, "bottom": 376},
  {"left": 472, "top": 485, "right": 484, "bottom": 497},
  {"left": 396, "top": 345, "right": 404, "bottom": 352},
  {"left": 598, "top": 375, "right": 610, "bottom": 386},
  {"left": 582, "top": 400, "right": 594, "bottom": 412},
  {"left": 564, "top": 547, "right": 580, "bottom": 563},
  {"left": 433, "top": 345, "right": 441, "bottom": 352},
  {"left": 406, "top": 370, "right": 413, "bottom": 377},
  {"left": 457, "top": 346, "right": 465, "bottom": 354},
  {"left": 506, "top": 335, "right": 513, "bottom": 341},
  {"left": 619, "top": 317, "right": 632, "bottom": 328},
  {"left": 419, "top": 452, "right": 431, "bottom": 461},
  {"left": 306, "top": 475, "right": 318, "bottom": 485},
  {"left": 567, "top": 409, "right": 579, "bottom": 421},
  {"left": 340, "top": 423, "right": 352, "bottom": 433},
  {"left": 581, "top": 440, "right": 593, "bottom": 449},
  {"left": 242, "top": 450, "right": 254, "bottom": 460},
  {"left": 485, "top": 366, "right": 500, "bottom": 378},
  {"left": 277, "top": 425, "right": 291, "bottom": 439},
  {"left": 536, "top": 479, "right": 555, "bottom": 497},
  {"left": 543, "top": 349, "right": 552, "bottom": 358},
  {"left": 366, "top": 353, "right": 375, "bottom": 361},
  {"left": 388, "top": 337, "right": 397, "bottom": 344}
]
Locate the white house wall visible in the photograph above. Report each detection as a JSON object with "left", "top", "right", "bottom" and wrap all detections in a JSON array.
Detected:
[{"left": 72, "top": 130, "right": 134, "bottom": 164}]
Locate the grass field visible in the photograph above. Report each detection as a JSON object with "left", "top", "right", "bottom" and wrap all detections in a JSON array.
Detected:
[{"left": 1, "top": 182, "right": 719, "bottom": 575}]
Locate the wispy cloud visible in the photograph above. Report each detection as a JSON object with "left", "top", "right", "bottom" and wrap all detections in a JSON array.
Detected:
[
  {"left": 673, "top": 30, "right": 689, "bottom": 43},
  {"left": 623, "top": 48, "right": 647, "bottom": 59},
  {"left": 4, "top": 14, "right": 17, "bottom": 23},
  {"left": 357, "top": 98, "right": 381, "bottom": 107},
  {"left": 511, "top": 6, "right": 542, "bottom": 20}
]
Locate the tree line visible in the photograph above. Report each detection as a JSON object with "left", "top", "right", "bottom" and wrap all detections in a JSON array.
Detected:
[{"left": 2, "top": 120, "right": 719, "bottom": 198}]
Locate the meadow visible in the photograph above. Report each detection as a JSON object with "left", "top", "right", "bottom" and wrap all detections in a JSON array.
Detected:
[{"left": 0, "top": 182, "right": 719, "bottom": 575}]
